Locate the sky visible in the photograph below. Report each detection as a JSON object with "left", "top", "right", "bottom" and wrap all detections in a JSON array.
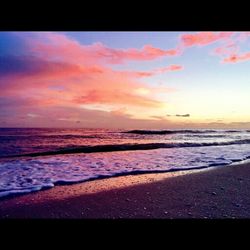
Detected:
[{"left": 1, "top": 31, "right": 250, "bottom": 129}]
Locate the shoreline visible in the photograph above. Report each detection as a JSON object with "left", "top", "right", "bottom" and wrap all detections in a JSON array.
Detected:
[
  {"left": 1, "top": 161, "right": 250, "bottom": 218},
  {"left": 0, "top": 164, "right": 215, "bottom": 201}
]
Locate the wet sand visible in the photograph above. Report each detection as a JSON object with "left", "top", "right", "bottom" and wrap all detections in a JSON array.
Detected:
[{"left": 1, "top": 162, "right": 250, "bottom": 219}]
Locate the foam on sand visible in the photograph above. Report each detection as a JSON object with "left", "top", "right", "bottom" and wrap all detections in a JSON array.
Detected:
[{"left": 0, "top": 144, "right": 250, "bottom": 198}]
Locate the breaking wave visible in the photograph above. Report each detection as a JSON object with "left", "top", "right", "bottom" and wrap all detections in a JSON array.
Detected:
[
  {"left": 2, "top": 139, "right": 250, "bottom": 158},
  {"left": 124, "top": 129, "right": 249, "bottom": 134}
]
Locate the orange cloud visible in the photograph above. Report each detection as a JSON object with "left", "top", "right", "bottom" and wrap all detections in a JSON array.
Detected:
[
  {"left": 180, "top": 32, "right": 233, "bottom": 47},
  {"left": 73, "top": 89, "right": 163, "bottom": 108}
]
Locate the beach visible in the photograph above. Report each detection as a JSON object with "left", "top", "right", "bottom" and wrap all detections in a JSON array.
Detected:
[
  {"left": 2, "top": 31, "right": 250, "bottom": 220},
  {"left": 1, "top": 161, "right": 250, "bottom": 219}
]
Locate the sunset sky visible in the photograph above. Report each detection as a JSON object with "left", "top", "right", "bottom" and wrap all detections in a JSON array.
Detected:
[{"left": 1, "top": 31, "right": 250, "bottom": 129}]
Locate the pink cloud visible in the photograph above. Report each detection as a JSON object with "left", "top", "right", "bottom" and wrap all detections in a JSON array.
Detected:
[
  {"left": 0, "top": 56, "right": 169, "bottom": 111},
  {"left": 222, "top": 52, "right": 250, "bottom": 63},
  {"left": 213, "top": 42, "right": 240, "bottom": 57},
  {"left": 26, "top": 32, "right": 180, "bottom": 65},
  {"left": 124, "top": 64, "right": 183, "bottom": 78},
  {"left": 214, "top": 46, "right": 233, "bottom": 56},
  {"left": 233, "top": 32, "right": 250, "bottom": 42},
  {"left": 157, "top": 64, "right": 183, "bottom": 72},
  {"left": 0, "top": 32, "right": 184, "bottom": 128},
  {"left": 210, "top": 32, "right": 250, "bottom": 64},
  {"left": 180, "top": 32, "right": 233, "bottom": 47},
  {"left": 179, "top": 32, "right": 250, "bottom": 65}
]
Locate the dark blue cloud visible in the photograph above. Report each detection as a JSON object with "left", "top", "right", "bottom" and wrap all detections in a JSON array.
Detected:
[
  {"left": 176, "top": 114, "right": 190, "bottom": 117},
  {"left": 0, "top": 55, "right": 33, "bottom": 75},
  {"left": 0, "top": 32, "right": 29, "bottom": 56},
  {"left": 0, "top": 55, "right": 46, "bottom": 75},
  {"left": 166, "top": 114, "right": 190, "bottom": 117},
  {"left": 0, "top": 55, "right": 79, "bottom": 77}
]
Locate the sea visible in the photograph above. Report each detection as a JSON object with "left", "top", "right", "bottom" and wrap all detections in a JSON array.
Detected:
[{"left": 1, "top": 127, "right": 250, "bottom": 198}]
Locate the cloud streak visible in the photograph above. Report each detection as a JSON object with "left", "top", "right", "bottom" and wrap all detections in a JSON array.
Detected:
[
  {"left": 74, "top": 90, "right": 164, "bottom": 108},
  {"left": 26, "top": 32, "right": 181, "bottom": 65},
  {"left": 122, "top": 64, "right": 183, "bottom": 78},
  {"left": 222, "top": 51, "right": 250, "bottom": 63},
  {"left": 178, "top": 32, "right": 250, "bottom": 65},
  {"left": 180, "top": 32, "right": 233, "bottom": 47},
  {"left": 167, "top": 114, "right": 190, "bottom": 117},
  {"left": 176, "top": 114, "right": 190, "bottom": 117}
]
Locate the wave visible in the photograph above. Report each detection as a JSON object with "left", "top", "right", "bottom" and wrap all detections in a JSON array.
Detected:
[
  {"left": 183, "top": 134, "right": 226, "bottom": 138},
  {"left": 0, "top": 134, "right": 99, "bottom": 139},
  {"left": 0, "top": 164, "right": 232, "bottom": 199},
  {"left": 225, "top": 130, "right": 243, "bottom": 133},
  {"left": 124, "top": 129, "right": 250, "bottom": 135},
  {"left": 2, "top": 139, "right": 250, "bottom": 158},
  {"left": 123, "top": 129, "right": 219, "bottom": 134},
  {"left": 1, "top": 155, "right": 250, "bottom": 200}
]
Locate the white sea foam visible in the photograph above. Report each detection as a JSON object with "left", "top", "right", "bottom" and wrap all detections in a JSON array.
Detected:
[{"left": 0, "top": 144, "right": 250, "bottom": 198}]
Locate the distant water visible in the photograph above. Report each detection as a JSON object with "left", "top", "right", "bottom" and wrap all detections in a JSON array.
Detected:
[{"left": 0, "top": 128, "right": 250, "bottom": 198}]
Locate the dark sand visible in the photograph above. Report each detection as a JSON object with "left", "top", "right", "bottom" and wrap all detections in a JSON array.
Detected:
[{"left": 1, "top": 162, "right": 250, "bottom": 219}]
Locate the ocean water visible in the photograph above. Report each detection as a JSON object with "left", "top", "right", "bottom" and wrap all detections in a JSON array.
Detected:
[{"left": 0, "top": 128, "right": 250, "bottom": 198}]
